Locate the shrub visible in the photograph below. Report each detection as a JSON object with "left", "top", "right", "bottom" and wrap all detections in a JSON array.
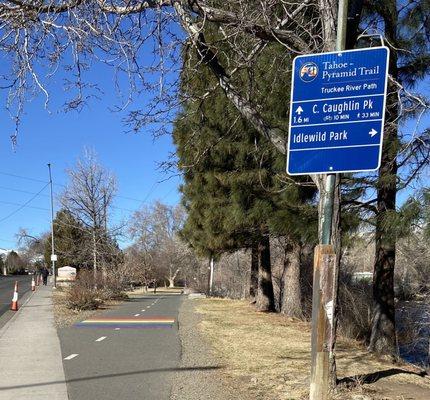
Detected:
[
  {"left": 75, "top": 269, "right": 103, "bottom": 290},
  {"left": 98, "top": 286, "right": 128, "bottom": 301},
  {"left": 337, "top": 278, "right": 373, "bottom": 342},
  {"left": 66, "top": 268, "right": 128, "bottom": 308},
  {"left": 99, "top": 273, "right": 128, "bottom": 300},
  {"left": 65, "top": 285, "right": 101, "bottom": 310}
]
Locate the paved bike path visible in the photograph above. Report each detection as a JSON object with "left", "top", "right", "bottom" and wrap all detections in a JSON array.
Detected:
[{"left": 58, "top": 294, "right": 183, "bottom": 400}]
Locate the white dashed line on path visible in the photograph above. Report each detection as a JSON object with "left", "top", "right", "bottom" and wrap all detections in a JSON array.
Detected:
[
  {"left": 114, "top": 328, "right": 120, "bottom": 330},
  {"left": 134, "top": 314, "right": 140, "bottom": 317},
  {"left": 64, "top": 354, "right": 79, "bottom": 360},
  {"left": 95, "top": 336, "right": 107, "bottom": 342},
  {"left": 147, "top": 306, "right": 151, "bottom": 308},
  {"left": 141, "top": 310, "right": 146, "bottom": 312}
]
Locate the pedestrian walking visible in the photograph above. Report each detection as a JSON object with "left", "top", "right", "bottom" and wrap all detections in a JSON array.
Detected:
[{"left": 41, "top": 266, "right": 49, "bottom": 286}]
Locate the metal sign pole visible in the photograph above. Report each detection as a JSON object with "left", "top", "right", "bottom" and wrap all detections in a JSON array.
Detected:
[
  {"left": 310, "top": 1, "right": 349, "bottom": 399},
  {"left": 320, "top": 0, "right": 349, "bottom": 245},
  {"left": 48, "top": 163, "right": 56, "bottom": 289},
  {"left": 321, "top": 174, "right": 336, "bottom": 245}
]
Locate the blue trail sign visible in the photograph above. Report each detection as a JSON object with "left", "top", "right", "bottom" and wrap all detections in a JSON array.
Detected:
[{"left": 287, "top": 47, "right": 390, "bottom": 175}]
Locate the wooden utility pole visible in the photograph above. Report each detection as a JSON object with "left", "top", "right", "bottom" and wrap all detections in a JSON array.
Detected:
[
  {"left": 309, "top": 1, "right": 348, "bottom": 399},
  {"left": 310, "top": 245, "right": 336, "bottom": 399}
]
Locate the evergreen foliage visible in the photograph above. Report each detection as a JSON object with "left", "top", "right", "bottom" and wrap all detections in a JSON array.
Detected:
[
  {"left": 174, "top": 27, "right": 319, "bottom": 313},
  {"left": 356, "top": 0, "right": 430, "bottom": 355},
  {"left": 44, "top": 209, "right": 90, "bottom": 269},
  {"left": 5, "top": 250, "right": 24, "bottom": 274},
  {"left": 175, "top": 30, "right": 318, "bottom": 254}
]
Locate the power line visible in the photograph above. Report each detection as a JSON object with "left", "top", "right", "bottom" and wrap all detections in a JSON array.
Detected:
[
  {"left": 55, "top": 182, "right": 158, "bottom": 205},
  {"left": 116, "top": 194, "right": 150, "bottom": 203},
  {"left": 0, "top": 170, "right": 174, "bottom": 215},
  {"left": 160, "top": 186, "right": 177, "bottom": 201},
  {"left": 0, "top": 185, "right": 50, "bottom": 197},
  {"left": 53, "top": 180, "right": 160, "bottom": 205},
  {"left": 44, "top": 217, "right": 123, "bottom": 237},
  {"left": 0, "top": 183, "right": 50, "bottom": 224},
  {"left": 111, "top": 205, "right": 136, "bottom": 213},
  {"left": 137, "top": 182, "right": 159, "bottom": 206},
  {"left": 0, "top": 170, "right": 166, "bottom": 204},
  {"left": 0, "top": 201, "right": 49, "bottom": 211},
  {"left": 0, "top": 171, "right": 48, "bottom": 184}
]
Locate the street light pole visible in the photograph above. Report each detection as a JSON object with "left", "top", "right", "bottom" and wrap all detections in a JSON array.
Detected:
[{"left": 47, "top": 163, "right": 56, "bottom": 288}]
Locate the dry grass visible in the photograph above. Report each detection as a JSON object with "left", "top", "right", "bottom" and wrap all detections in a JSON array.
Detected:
[{"left": 195, "top": 298, "right": 430, "bottom": 400}]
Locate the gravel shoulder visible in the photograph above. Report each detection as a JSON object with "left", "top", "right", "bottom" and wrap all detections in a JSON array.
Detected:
[{"left": 170, "top": 298, "right": 246, "bottom": 400}]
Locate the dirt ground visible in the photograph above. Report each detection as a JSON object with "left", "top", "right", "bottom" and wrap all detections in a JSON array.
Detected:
[{"left": 194, "top": 298, "right": 430, "bottom": 400}]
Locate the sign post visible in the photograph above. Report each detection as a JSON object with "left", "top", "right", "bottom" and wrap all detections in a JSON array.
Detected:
[{"left": 286, "top": 2, "right": 390, "bottom": 399}]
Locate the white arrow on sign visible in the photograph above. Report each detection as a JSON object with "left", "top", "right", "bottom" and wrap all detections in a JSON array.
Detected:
[
  {"left": 295, "top": 106, "right": 304, "bottom": 115},
  {"left": 369, "top": 128, "right": 378, "bottom": 137}
]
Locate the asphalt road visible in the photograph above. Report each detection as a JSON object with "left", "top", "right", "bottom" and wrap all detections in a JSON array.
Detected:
[
  {"left": 0, "top": 275, "right": 32, "bottom": 317},
  {"left": 59, "top": 294, "right": 183, "bottom": 400}
]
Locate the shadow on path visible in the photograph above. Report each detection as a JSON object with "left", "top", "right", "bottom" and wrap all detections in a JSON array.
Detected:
[{"left": 0, "top": 366, "right": 222, "bottom": 391}]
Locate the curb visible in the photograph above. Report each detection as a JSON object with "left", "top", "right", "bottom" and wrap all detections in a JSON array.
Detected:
[{"left": 0, "top": 288, "right": 36, "bottom": 339}]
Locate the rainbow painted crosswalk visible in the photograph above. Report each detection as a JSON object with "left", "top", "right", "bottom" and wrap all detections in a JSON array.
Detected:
[{"left": 74, "top": 316, "right": 175, "bottom": 329}]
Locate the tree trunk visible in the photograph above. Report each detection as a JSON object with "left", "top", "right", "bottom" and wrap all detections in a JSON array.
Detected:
[
  {"left": 369, "top": 99, "right": 398, "bottom": 356},
  {"left": 168, "top": 266, "right": 180, "bottom": 289},
  {"left": 209, "top": 257, "right": 214, "bottom": 295},
  {"left": 329, "top": 177, "right": 341, "bottom": 388},
  {"left": 206, "top": 258, "right": 211, "bottom": 295},
  {"left": 280, "top": 241, "right": 303, "bottom": 318},
  {"left": 256, "top": 234, "right": 275, "bottom": 312},
  {"left": 92, "top": 228, "right": 97, "bottom": 283},
  {"left": 249, "top": 245, "right": 259, "bottom": 304},
  {"left": 369, "top": 1, "right": 399, "bottom": 356}
]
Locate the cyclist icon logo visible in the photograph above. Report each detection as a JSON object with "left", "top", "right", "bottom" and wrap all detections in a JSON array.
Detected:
[{"left": 299, "top": 62, "right": 318, "bottom": 82}]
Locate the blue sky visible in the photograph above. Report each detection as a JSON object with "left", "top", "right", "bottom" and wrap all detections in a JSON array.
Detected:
[
  {"left": 0, "top": 28, "right": 428, "bottom": 251},
  {"left": 0, "top": 72, "right": 181, "bottom": 250}
]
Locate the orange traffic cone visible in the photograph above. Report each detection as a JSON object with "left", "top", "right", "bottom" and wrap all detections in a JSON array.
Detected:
[
  {"left": 31, "top": 277, "right": 36, "bottom": 291},
  {"left": 11, "top": 281, "right": 19, "bottom": 311}
]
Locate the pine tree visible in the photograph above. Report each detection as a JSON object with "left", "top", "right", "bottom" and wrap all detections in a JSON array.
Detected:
[
  {"left": 175, "top": 32, "right": 318, "bottom": 314},
  {"left": 44, "top": 209, "right": 90, "bottom": 269},
  {"left": 357, "top": 0, "right": 430, "bottom": 355},
  {"left": 5, "top": 251, "right": 24, "bottom": 274},
  {"left": 175, "top": 87, "right": 280, "bottom": 311}
]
